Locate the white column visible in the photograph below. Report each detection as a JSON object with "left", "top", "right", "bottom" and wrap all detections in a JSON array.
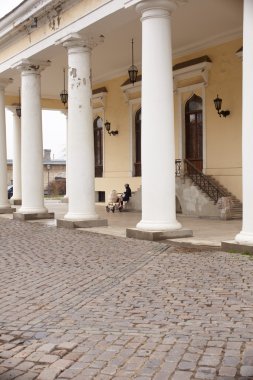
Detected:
[
  {"left": 62, "top": 35, "right": 98, "bottom": 220},
  {"left": 61, "top": 110, "right": 69, "bottom": 199},
  {"left": 235, "top": 0, "right": 253, "bottom": 244},
  {"left": 0, "top": 79, "right": 12, "bottom": 209},
  {"left": 15, "top": 60, "right": 50, "bottom": 214},
  {"left": 11, "top": 109, "right": 22, "bottom": 202},
  {"left": 136, "top": 0, "right": 182, "bottom": 231}
]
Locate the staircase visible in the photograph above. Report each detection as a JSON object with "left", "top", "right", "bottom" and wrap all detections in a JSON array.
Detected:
[
  {"left": 180, "top": 159, "right": 242, "bottom": 219},
  {"left": 206, "top": 175, "right": 242, "bottom": 219}
]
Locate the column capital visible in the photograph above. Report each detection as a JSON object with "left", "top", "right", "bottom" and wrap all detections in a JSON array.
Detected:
[
  {"left": 0, "top": 78, "right": 13, "bottom": 90},
  {"left": 12, "top": 59, "right": 51, "bottom": 74},
  {"left": 56, "top": 32, "right": 104, "bottom": 51},
  {"left": 136, "top": 0, "right": 188, "bottom": 16},
  {"left": 56, "top": 33, "right": 88, "bottom": 49}
]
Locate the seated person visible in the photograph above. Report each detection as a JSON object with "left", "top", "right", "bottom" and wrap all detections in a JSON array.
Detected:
[{"left": 120, "top": 184, "right": 132, "bottom": 207}]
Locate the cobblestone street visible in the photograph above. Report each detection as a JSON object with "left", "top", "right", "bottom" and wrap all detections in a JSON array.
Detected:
[{"left": 0, "top": 218, "right": 253, "bottom": 379}]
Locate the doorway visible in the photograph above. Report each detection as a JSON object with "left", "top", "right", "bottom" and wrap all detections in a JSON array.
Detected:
[{"left": 185, "top": 94, "right": 203, "bottom": 171}]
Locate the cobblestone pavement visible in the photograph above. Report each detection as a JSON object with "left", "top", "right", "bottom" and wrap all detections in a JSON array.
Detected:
[{"left": 0, "top": 218, "right": 253, "bottom": 380}]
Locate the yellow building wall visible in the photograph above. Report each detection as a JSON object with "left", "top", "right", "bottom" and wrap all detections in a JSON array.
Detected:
[
  {"left": 173, "top": 38, "right": 242, "bottom": 201},
  {"left": 93, "top": 76, "right": 142, "bottom": 200},
  {"left": 94, "top": 39, "right": 242, "bottom": 202}
]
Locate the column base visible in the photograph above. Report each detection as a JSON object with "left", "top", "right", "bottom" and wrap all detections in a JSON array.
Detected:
[
  {"left": 56, "top": 218, "right": 108, "bottom": 229},
  {"left": 0, "top": 207, "right": 16, "bottom": 214},
  {"left": 136, "top": 220, "right": 182, "bottom": 231},
  {"left": 126, "top": 227, "right": 193, "bottom": 241},
  {"left": 221, "top": 240, "right": 253, "bottom": 254},
  {"left": 13, "top": 212, "right": 54, "bottom": 221}
]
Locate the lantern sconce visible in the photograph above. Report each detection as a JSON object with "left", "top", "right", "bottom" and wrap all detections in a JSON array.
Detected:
[
  {"left": 128, "top": 38, "right": 138, "bottom": 85},
  {"left": 213, "top": 94, "right": 230, "bottom": 118},
  {"left": 16, "top": 87, "right": 21, "bottom": 118},
  {"left": 104, "top": 121, "right": 118, "bottom": 136},
  {"left": 60, "top": 68, "right": 68, "bottom": 107}
]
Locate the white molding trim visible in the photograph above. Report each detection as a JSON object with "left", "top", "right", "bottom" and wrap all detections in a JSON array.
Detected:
[
  {"left": 176, "top": 81, "right": 206, "bottom": 94},
  {"left": 92, "top": 90, "right": 107, "bottom": 109},
  {"left": 173, "top": 61, "right": 212, "bottom": 90},
  {"left": 121, "top": 81, "right": 142, "bottom": 102}
]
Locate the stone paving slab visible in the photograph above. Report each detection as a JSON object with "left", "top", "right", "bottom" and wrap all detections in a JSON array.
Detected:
[{"left": 0, "top": 218, "right": 253, "bottom": 379}]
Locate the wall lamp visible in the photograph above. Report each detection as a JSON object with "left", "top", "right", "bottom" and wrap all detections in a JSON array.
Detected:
[
  {"left": 104, "top": 121, "right": 118, "bottom": 136},
  {"left": 213, "top": 94, "right": 230, "bottom": 118},
  {"left": 60, "top": 68, "right": 68, "bottom": 107},
  {"left": 16, "top": 87, "right": 21, "bottom": 118}
]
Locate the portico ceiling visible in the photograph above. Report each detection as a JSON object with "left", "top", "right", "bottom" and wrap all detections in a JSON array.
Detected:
[{"left": 1, "top": 0, "right": 243, "bottom": 99}]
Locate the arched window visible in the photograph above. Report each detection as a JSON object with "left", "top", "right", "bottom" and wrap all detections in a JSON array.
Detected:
[
  {"left": 134, "top": 108, "right": 141, "bottom": 176},
  {"left": 185, "top": 94, "right": 203, "bottom": 171},
  {"left": 94, "top": 116, "right": 103, "bottom": 177}
]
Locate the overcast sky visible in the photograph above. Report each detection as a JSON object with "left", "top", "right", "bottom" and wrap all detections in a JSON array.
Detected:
[
  {"left": 1, "top": 1, "right": 67, "bottom": 160},
  {"left": 0, "top": 1, "right": 24, "bottom": 18}
]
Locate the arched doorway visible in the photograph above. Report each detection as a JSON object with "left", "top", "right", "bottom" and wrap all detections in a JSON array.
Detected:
[
  {"left": 134, "top": 108, "right": 141, "bottom": 177},
  {"left": 185, "top": 94, "right": 203, "bottom": 171},
  {"left": 93, "top": 116, "right": 103, "bottom": 177}
]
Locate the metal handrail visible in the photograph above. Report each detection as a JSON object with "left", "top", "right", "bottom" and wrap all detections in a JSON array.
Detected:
[
  {"left": 174, "top": 158, "right": 227, "bottom": 203},
  {"left": 183, "top": 159, "right": 227, "bottom": 203}
]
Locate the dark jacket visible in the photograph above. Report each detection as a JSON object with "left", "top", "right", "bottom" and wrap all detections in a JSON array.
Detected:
[{"left": 122, "top": 186, "right": 131, "bottom": 201}]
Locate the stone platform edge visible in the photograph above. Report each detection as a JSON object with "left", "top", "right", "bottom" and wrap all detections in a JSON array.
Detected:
[
  {"left": 126, "top": 228, "right": 193, "bottom": 241},
  {"left": 221, "top": 240, "right": 253, "bottom": 254},
  {"left": 56, "top": 218, "right": 108, "bottom": 229},
  {"left": 13, "top": 212, "right": 55, "bottom": 220},
  {"left": 0, "top": 207, "right": 16, "bottom": 214}
]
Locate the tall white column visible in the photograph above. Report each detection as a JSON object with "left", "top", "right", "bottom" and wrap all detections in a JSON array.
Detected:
[
  {"left": 62, "top": 35, "right": 98, "bottom": 220},
  {"left": 136, "top": 0, "right": 182, "bottom": 231},
  {"left": 10, "top": 109, "right": 22, "bottom": 203},
  {"left": 235, "top": 0, "right": 253, "bottom": 244},
  {"left": 0, "top": 79, "right": 12, "bottom": 209},
  {"left": 15, "top": 60, "right": 50, "bottom": 214},
  {"left": 61, "top": 110, "right": 69, "bottom": 200}
]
